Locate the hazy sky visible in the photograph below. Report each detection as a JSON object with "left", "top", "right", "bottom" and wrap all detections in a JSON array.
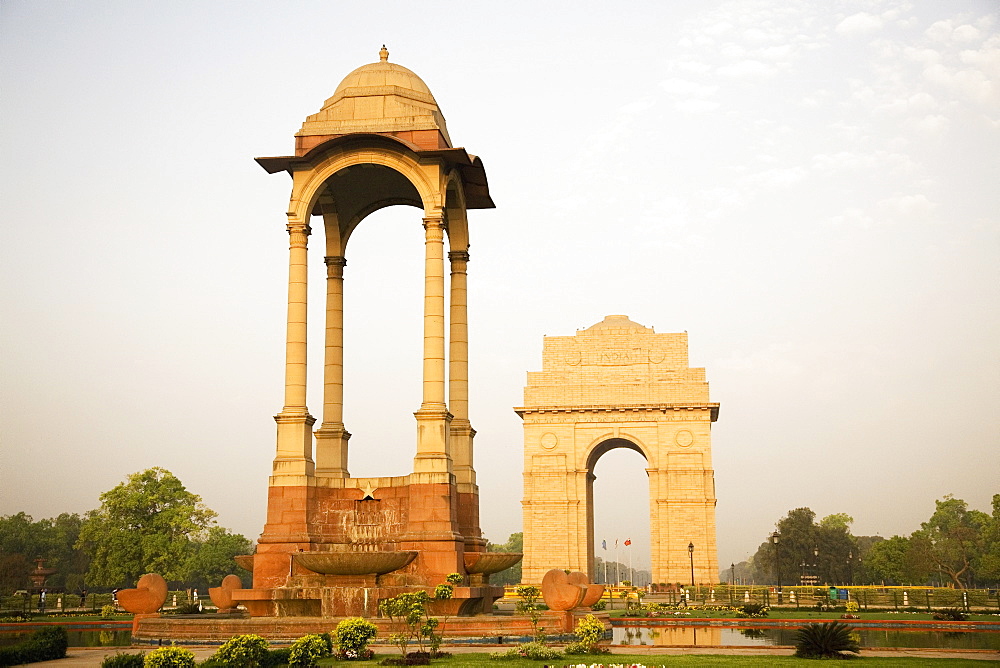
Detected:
[{"left": 2, "top": 1, "right": 997, "bottom": 572}]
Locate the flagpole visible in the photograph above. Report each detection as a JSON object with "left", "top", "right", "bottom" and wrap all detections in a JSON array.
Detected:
[{"left": 615, "top": 540, "right": 620, "bottom": 585}]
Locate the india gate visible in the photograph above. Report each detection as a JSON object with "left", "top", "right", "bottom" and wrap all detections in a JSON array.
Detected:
[{"left": 518, "top": 315, "right": 720, "bottom": 585}]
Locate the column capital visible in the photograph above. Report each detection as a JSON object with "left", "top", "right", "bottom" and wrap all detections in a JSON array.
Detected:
[
  {"left": 422, "top": 216, "right": 445, "bottom": 230},
  {"left": 448, "top": 250, "right": 470, "bottom": 264},
  {"left": 286, "top": 222, "right": 311, "bottom": 249},
  {"left": 324, "top": 255, "right": 347, "bottom": 278},
  {"left": 286, "top": 222, "right": 312, "bottom": 235}
]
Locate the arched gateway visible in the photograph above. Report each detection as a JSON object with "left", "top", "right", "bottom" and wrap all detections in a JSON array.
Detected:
[{"left": 518, "top": 315, "right": 720, "bottom": 585}]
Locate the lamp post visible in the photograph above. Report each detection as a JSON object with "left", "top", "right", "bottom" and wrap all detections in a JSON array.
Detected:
[
  {"left": 731, "top": 562, "right": 736, "bottom": 586},
  {"left": 813, "top": 546, "right": 819, "bottom": 585},
  {"left": 688, "top": 542, "right": 695, "bottom": 587},
  {"left": 770, "top": 531, "right": 782, "bottom": 604},
  {"left": 847, "top": 550, "right": 853, "bottom": 586}
]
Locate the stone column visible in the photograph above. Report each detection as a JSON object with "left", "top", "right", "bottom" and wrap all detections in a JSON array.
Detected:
[
  {"left": 273, "top": 221, "right": 315, "bottom": 478},
  {"left": 449, "top": 250, "right": 484, "bottom": 549},
  {"left": 314, "top": 255, "right": 350, "bottom": 478},
  {"left": 413, "top": 216, "right": 452, "bottom": 476},
  {"left": 448, "top": 250, "right": 474, "bottom": 480}
]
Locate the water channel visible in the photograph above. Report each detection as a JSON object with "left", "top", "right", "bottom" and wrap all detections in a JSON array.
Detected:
[
  {"left": 613, "top": 625, "right": 1000, "bottom": 650},
  {"left": 3, "top": 625, "right": 999, "bottom": 651}
]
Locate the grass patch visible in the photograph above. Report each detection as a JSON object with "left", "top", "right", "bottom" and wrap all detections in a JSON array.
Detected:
[
  {"left": 609, "top": 609, "right": 999, "bottom": 622},
  {"left": 0, "top": 614, "right": 132, "bottom": 623},
  {"left": 311, "top": 652, "right": 991, "bottom": 666}
]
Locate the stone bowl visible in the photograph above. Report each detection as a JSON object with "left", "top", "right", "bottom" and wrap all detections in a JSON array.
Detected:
[
  {"left": 209, "top": 574, "right": 242, "bottom": 611},
  {"left": 463, "top": 552, "right": 523, "bottom": 575},
  {"left": 117, "top": 573, "right": 168, "bottom": 615},
  {"left": 541, "top": 569, "right": 587, "bottom": 611},
  {"left": 293, "top": 551, "right": 417, "bottom": 576},
  {"left": 233, "top": 555, "right": 254, "bottom": 572}
]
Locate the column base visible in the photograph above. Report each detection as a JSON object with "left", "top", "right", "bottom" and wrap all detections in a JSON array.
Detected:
[
  {"left": 314, "top": 424, "right": 350, "bottom": 478},
  {"left": 413, "top": 407, "right": 453, "bottom": 474}
]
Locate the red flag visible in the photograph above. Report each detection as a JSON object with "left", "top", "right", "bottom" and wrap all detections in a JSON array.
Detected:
[{"left": 624, "top": 539, "right": 632, "bottom": 546}]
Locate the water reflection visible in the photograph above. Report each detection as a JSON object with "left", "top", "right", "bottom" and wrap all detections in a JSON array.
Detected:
[
  {"left": 612, "top": 625, "right": 1000, "bottom": 650},
  {"left": 0, "top": 630, "right": 131, "bottom": 648}
]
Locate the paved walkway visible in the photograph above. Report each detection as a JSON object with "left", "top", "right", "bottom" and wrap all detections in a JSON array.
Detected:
[{"left": 27, "top": 644, "right": 1000, "bottom": 666}]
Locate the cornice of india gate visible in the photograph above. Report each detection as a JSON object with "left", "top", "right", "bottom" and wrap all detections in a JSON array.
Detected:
[{"left": 515, "top": 403, "right": 720, "bottom": 421}]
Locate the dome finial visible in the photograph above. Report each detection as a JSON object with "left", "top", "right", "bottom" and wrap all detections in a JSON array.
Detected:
[{"left": 379, "top": 45, "right": 389, "bottom": 62}]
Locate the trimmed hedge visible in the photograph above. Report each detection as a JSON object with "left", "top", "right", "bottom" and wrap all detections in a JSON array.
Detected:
[{"left": 0, "top": 626, "right": 68, "bottom": 667}]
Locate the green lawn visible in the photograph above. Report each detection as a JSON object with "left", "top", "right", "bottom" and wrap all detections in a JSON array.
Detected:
[
  {"left": 609, "top": 610, "right": 1000, "bottom": 622},
  {"left": 0, "top": 613, "right": 132, "bottom": 624},
  {"left": 311, "top": 653, "right": 991, "bottom": 667}
]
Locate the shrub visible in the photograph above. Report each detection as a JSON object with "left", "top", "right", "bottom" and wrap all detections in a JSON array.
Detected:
[
  {"left": 516, "top": 641, "right": 563, "bottom": 660},
  {"left": 490, "top": 641, "right": 562, "bottom": 661},
  {"left": 102, "top": 652, "right": 146, "bottom": 668},
  {"left": 0, "top": 626, "right": 68, "bottom": 666},
  {"left": 101, "top": 604, "right": 117, "bottom": 619},
  {"left": 793, "top": 621, "right": 861, "bottom": 659},
  {"left": 261, "top": 648, "right": 291, "bottom": 667},
  {"left": 563, "top": 614, "right": 609, "bottom": 655},
  {"left": 933, "top": 607, "right": 967, "bottom": 621},
  {"left": 171, "top": 603, "right": 202, "bottom": 615},
  {"left": 143, "top": 646, "right": 196, "bottom": 668},
  {"left": 736, "top": 602, "right": 769, "bottom": 618},
  {"left": 379, "top": 590, "right": 433, "bottom": 656},
  {"left": 845, "top": 601, "right": 860, "bottom": 613},
  {"left": 591, "top": 599, "right": 606, "bottom": 611},
  {"left": 287, "top": 634, "right": 330, "bottom": 667},
  {"left": 211, "top": 634, "right": 269, "bottom": 667}
]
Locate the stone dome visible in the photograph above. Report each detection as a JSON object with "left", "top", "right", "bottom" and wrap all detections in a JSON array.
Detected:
[
  {"left": 334, "top": 59, "right": 435, "bottom": 99},
  {"left": 296, "top": 46, "right": 452, "bottom": 148}
]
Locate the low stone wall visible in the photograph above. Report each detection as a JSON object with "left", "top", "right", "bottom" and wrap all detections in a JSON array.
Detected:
[{"left": 133, "top": 612, "right": 600, "bottom": 643}]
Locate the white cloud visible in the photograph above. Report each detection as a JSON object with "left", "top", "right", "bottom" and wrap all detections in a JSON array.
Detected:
[
  {"left": 659, "top": 78, "right": 719, "bottom": 97},
  {"left": 716, "top": 59, "right": 777, "bottom": 79},
  {"left": 907, "top": 113, "right": 951, "bottom": 134},
  {"left": 744, "top": 165, "right": 807, "bottom": 189},
  {"left": 877, "top": 193, "right": 935, "bottom": 217},
  {"left": 674, "top": 99, "right": 720, "bottom": 113},
  {"left": 827, "top": 207, "right": 875, "bottom": 228},
  {"left": 836, "top": 12, "right": 884, "bottom": 35}
]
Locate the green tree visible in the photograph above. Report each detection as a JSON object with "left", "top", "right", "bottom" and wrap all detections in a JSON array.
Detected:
[
  {"left": 486, "top": 531, "right": 522, "bottom": 586},
  {"left": 972, "top": 494, "right": 1000, "bottom": 586},
  {"left": 76, "top": 468, "right": 217, "bottom": 587},
  {"left": 751, "top": 508, "right": 860, "bottom": 585},
  {"left": 0, "top": 512, "right": 88, "bottom": 594},
  {"left": 864, "top": 536, "right": 915, "bottom": 584},
  {"left": 184, "top": 527, "right": 253, "bottom": 590},
  {"left": 912, "top": 495, "right": 988, "bottom": 588}
]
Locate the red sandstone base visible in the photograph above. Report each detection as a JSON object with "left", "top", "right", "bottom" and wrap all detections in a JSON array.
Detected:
[{"left": 133, "top": 610, "right": 608, "bottom": 643}]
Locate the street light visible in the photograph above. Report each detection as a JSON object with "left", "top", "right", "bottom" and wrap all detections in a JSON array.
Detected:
[
  {"left": 847, "top": 550, "right": 853, "bottom": 586},
  {"left": 731, "top": 562, "right": 736, "bottom": 586},
  {"left": 770, "top": 531, "right": 782, "bottom": 604},
  {"left": 688, "top": 542, "right": 695, "bottom": 587},
  {"left": 813, "top": 546, "right": 820, "bottom": 585}
]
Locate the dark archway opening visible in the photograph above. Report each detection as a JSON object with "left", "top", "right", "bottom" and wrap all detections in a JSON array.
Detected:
[{"left": 587, "top": 439, "right": 651, "bottom": 586}]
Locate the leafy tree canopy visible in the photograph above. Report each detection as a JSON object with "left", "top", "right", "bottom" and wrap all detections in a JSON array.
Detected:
[
  {"left": 486, "top": 532, "right": 522, "bottom": 586},
  {"left": 0, "top": 512, "right": 87, "bottom": 594},
  {"left": 76, "top": 467, "right": 217, "bottom": 587},
  {"left": 184, "top": 527, "right": 253, "bottom": 590}
]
